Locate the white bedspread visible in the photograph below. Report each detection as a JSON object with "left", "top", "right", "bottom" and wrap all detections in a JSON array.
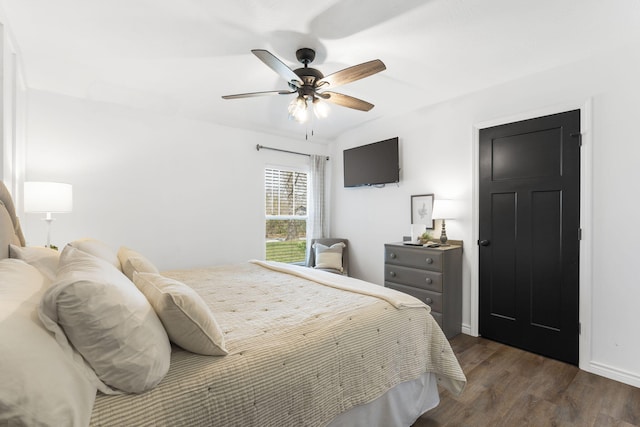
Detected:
[{"left": 90, "top": 262, "right": 465, "bottom": 426}]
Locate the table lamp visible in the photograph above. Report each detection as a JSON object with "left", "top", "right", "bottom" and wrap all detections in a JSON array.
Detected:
[
  {"left": 431, "top": 199, "right": 458, "bottom": 245},
  {"left": 24, "top": 182, "right": 73, "bottom": 248}
]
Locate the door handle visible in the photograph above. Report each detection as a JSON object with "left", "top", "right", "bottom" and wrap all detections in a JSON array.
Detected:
[{"left": 478, "top": 239, "right": 491, "bottom": 247}]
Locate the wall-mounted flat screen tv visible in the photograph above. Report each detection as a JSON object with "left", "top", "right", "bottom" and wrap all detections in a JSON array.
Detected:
[{"left": 343, "top": 137, "right": 399, "bottom": 187}]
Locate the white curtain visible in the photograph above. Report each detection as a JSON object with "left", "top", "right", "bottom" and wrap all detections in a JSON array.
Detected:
[{"left": 306, "top": 154, "right": 328, "bottom": 264}]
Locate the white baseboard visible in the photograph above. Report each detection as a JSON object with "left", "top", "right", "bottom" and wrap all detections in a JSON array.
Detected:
[
  {"left": 585, "top": 361, "right": 640, "bottom": 388},
  {"left": 461, "top": 323, "right": 474, "bottom": 336}
]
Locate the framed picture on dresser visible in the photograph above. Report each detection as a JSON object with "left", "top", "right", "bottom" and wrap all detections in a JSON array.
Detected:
[{"left": 411, "top": 194, "right": 434, "bottom": 229}]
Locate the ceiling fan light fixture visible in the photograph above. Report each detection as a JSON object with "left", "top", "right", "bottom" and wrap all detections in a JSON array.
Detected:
[
  {"left": 288, "top": 96, "right": 309, "bottom": 123},
  {"left": 312, "top": 97, "right": 330, "bottom": 119}
]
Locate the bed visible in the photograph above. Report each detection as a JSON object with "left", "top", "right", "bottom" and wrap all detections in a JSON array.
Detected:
[{"left": 0, "top": 181, "right": 465, "bottom": 427}]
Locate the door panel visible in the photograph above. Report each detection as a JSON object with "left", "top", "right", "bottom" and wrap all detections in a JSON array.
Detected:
[
  {"left": 492, "top": 128, "right": 561, "bottom": 181},
  {"left": 479, "top": 110, "right": 580, "bottom": 365},
  {"left": 490, "top": 192, "right": 517, "bottom": 321},
  {"left": 531, "top": 190, "right": 562, "bottom": 330}
]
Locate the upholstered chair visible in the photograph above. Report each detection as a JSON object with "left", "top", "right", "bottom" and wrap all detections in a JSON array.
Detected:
[{"left": 307, "top": 238, "right": 349, "bottom": 276}]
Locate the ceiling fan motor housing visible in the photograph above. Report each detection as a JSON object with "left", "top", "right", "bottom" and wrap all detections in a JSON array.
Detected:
[
  {"left": 296, "top": 48, "right": 316, "bottom": 65},
  {"left": 292, "top": 65, "right": 324, "bottom": 98}
]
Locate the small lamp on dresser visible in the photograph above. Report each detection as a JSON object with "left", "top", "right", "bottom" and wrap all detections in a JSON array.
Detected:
[
  {"left": 431, "top": 199, "right": 458, "bottom": 245},
  {"left": 24, "top": 182, "right": 73, "bottom": 248}
]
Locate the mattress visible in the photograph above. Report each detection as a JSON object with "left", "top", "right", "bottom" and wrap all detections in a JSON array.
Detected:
[{"left": 90, "top": 261, "right": 465, "bottom": 426}]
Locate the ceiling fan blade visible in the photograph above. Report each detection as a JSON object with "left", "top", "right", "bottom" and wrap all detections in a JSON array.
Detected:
[
  {"left": 222, "top": 90, "right": 294, "bottom": 99},
  {"left": 251, "top": 49, "right": 302, "bottom": 87},
  {"left": 317, "top": 59, "right": 386, "bottom": 89},
  {"left": 320, "top": 91, "right": 374, "bottom": 111}
]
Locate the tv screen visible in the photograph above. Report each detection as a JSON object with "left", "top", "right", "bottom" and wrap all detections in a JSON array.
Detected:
[{"left": 343, "top": 137, "right": 399, "bottom": 187}]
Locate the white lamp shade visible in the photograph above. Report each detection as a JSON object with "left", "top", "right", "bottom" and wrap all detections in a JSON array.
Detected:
[
  {"left": 431, "top": 199, "right": 459, "bottom": 220},
  {"left": 24, "top": 182, "right": 73, "bottom": 213}
]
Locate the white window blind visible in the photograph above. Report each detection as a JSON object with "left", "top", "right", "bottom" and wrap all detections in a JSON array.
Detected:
[{"left": 265, "top": 168, "right": 308, "bottom": 263}]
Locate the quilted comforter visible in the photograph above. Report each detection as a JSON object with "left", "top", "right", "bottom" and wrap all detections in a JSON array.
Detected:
[{"left": 90, "top": 261, "right": 466, "bottom": 426}]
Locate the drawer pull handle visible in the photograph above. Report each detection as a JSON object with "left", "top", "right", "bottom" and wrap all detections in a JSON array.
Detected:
[
  {"left": 389, "top": 253, "right": 397, "bottom": 259},
  {"left": 389, "top": 271, "right": 396, "bottom": 278},
  {"left": 425, "top": 278, "right": 432, "bottom": 285},
  {"left": 425, "top": 297, "right": 433, "bottom": 305},
  {"left": 425, "top": 258, "right": 433, "bottom": 264}
]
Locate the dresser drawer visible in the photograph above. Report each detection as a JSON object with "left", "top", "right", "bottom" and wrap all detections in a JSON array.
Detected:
[
  {"left": 385, "top": 282, "right": 442, "bottom": 312},
  {"left": 385, "top": 245, "right": 443, "bottom": 271},
  {"left": 384, "top": 264, "right": 443, "bottom": 292}
]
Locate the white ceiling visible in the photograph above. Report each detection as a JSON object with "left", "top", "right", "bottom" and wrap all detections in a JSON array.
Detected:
[{"left": 2, "top": 0, "right": 639, "bottom": 141}]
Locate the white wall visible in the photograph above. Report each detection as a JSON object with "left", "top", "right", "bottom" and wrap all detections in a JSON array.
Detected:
[
  {"left": 22, "top": 90, "right": 328, "bottom": 270},
  {"left": 331, "top": 43, "right": 640, "bottom": 386}
]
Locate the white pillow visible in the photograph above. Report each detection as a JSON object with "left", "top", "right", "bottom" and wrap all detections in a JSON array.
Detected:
[
  {"left": 134, "top": 272, "right": 228, "bottom": 356},
  {"left": 0, "top": 259, "right": 96, "bottom": 427},
  {"left": 39, "top": 245, "right": 171, "bottom": 394},
  {"left": 69, "top": 237, "right": 121, "bottom": 271},
  {"left": 313, "top": 242, "right": 346, "bottom": 272},
  {"left": 118, "top": 246, "right": 159, "bottom": 281},
  {"left": 9, "top": 244, "right": 60, "bottom": 282}
]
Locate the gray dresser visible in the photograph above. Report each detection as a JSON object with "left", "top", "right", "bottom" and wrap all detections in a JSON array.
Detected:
[{"left": 384, "top": 242, "right": 462, "bottom": 338}]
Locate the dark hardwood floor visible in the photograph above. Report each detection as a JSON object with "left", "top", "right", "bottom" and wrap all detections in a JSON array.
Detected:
[{"left": 414, "top": 334, "right": 640, "bottom": 427}]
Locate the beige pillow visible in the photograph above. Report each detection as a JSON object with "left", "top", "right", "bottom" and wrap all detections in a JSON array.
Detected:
[
  {"left": 117, "top": 246, "right": 159, "bottom": 281},
  {"left": 9, "top": 245, "right": 60, "bottom": 282},
  {"left": 134, "top": 272, "right": 228, "bottom": 356},
  {"left": 0, "top": 259, "right": 96, "bottom": 426},
  {"left": 68, "top": 238, "right": 121, "bottom": 271},
  {"left": 313, "top": 242, "right": 346, "bottom": 272},
  {"left": 39, "top": 245, "right": 171, "bottom": 394}
]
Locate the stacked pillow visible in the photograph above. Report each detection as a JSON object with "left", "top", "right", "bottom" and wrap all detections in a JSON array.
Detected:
[
  {"left": 134, "top": 272, "right": 228, "bottom": 356},
  {"left": 4, "top": 237, "right": 229, "bottom": 422},
  {"left": 39, "top": 243, "right": 172, "bottom": 394},
  {"left": 0, "top": 259, "right": 97, "bottom": 426},
  {"left": 9, "top": 244, "right": 60, "bottom": 282},
  {"left": 117, "top": 245, "right": 160, "bottom": 281},
  {"left": 68, "top": 237, "right": 122, "bottom": 270},
  {"left": 4, "top": 236, "right": 230, "bottom": 399},
  {"left": 34, "top": 239, "right": 228, "bottom": 391},
  {"left": 117, "top": 245, "right": 227, "bottom": 355}
]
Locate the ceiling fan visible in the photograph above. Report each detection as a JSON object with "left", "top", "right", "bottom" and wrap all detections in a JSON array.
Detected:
[{"left": 222, "top": 48, "right": 386, "bottom": 123}]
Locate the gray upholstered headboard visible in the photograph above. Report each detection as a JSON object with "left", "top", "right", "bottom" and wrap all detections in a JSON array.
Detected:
[{"left": 0, "top": 181, "right": 25, "bottom": 259}]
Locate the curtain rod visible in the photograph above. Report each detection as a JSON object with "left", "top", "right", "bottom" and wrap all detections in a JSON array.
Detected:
[{"left": 256, "top": 144, "right": 330, "bottom": 161}]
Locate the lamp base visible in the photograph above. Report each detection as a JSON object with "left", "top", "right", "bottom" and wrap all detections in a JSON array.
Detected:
[
  {"left": 439, "top": 219, "right": 449, "bottom": 245},
  {"left": 42, "top": 215, "right": 55, "bottom": 248}
]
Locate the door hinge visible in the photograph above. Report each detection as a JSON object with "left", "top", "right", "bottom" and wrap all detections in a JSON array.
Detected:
[
  {"left": 579, "top": 322, "right": 582, "bottom": 335},
  {"left": 570, "top": 132, "right": 582, "bottom": 147},
  {"left": 578, "top": 228, "right": 583, "bottom": 240}
]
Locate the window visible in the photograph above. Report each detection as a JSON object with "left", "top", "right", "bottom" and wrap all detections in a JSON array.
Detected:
[{"left": 265, "top": 167, "right": 308, "bottom": 263}]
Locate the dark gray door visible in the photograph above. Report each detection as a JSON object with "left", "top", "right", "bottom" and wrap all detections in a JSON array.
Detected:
[{"left": 478, "top": 110, "right": 580, "bottom": 365}]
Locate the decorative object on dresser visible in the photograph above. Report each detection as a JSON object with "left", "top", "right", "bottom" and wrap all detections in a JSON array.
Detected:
[
  {"left": 24, "top": 182, "right": 73, "bottom": 248},
  {"left": 384, "top": 242, "right": 463, "bottom": 339},
  {"left": 431, "top": 199, "right": 459, "bottom": 245},
  {"left": 410, "top": 194, "right": 434, "bottom": 229},
  {"left": 410, "top": 223, "right": 427, "bottom": 244}
]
